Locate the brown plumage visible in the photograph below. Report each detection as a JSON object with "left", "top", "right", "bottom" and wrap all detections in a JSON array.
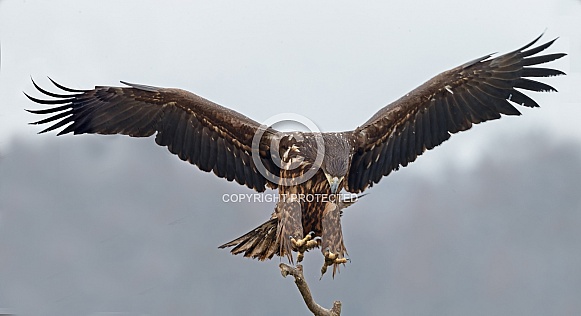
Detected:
[
  {"left": 347, "top": 35, "right": 566, "bottom": 192},
  {"left": 26, "top": 34, "right": 565, "bottom": 277}
]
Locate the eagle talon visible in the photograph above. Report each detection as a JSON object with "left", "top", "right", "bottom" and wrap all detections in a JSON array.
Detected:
[
  {"left": 290, "top": 233, "right": 320, "bottom": 263},
  {"left": 320, "top": 249, "right": 349, "bottom": 278}
]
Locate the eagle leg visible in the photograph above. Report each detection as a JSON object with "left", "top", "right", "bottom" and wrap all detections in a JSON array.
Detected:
[
  {"left": 291, "top": 231, "right": 320, "bottom": 263},
  {"left": 320, "top": 201, "right": 349, "bottom": 279},
  {"left": 275, "top": 200, "right": 304, "bottom": 264}
]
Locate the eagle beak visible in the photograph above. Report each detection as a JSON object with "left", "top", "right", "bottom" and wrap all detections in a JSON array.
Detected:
[{"left": 326, "top": 176, "right": 343, "bottom": 194}]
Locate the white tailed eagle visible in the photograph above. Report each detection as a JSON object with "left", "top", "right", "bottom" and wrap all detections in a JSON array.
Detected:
[{"left": 26, "top": 35, "right": 565, "bottom": 277}]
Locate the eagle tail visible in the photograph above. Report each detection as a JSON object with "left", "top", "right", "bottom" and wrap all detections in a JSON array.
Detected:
[{"left": 218, "top": 218, "right": 280, "bottom": 261}]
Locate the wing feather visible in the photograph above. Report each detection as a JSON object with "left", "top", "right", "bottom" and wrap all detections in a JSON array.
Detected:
[
  {"left": 179, "top": 114, "right": 194, "bottom": 162},
  {"left": 400, "top": 120, "right": 412, "bottom": 167},
  {"left": 172, "top": 110, "right": 188, "bottom": 160},
  {"left": 214, "top": 137, "right": 227, "bottom": 178},
  {"left": 382, "top": 133, "right": 396, "bottom": 175},
  {"left": 514, "top": 78, "right": 557, "bottom": 92},
  {"left": 26, "top": 79, "right": 279, "bottom": 191},
  {"left": 224, "top": 142, "right": 236, "bottom": 182},
  {"left": 347, "top": 35, "right": 565, "bottom": 193},
  {"left": 189, "top": 122, "right": 202, "bottom": 166},
  {"left": 522, "top": 67, "right": 564, "bottom": 78},
  {"left": 391, "top": 130, "right": 402, "bottom": 171},
  {"left": 413, "top": 110, "right": 424, "bottom": 155},
  {"left": 208, "top": 131, "right": 220, "bottom": 172},
  {"left": 370, "top": 140, "right": 388, "bottom": 183},
  {"left": 197, "top": 126, "right": 212, "bottom": 172}
]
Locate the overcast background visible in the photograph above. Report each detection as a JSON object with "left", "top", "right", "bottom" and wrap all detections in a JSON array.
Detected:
[{"left": 1, "top": 0, "right": 580, "bottom": 315}]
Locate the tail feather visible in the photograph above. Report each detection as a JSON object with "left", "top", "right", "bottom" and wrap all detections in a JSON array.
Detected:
[{"left": 219, "top": 218, "right": 280, "bottom": 261}]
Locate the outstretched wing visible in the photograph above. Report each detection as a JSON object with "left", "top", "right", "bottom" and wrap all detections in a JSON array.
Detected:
[
  {"left": 25, "top": 79, "right": 280, "bottom": 191},
  {"left": 347, "top": 34, "right": 566, "bottom": 193}
]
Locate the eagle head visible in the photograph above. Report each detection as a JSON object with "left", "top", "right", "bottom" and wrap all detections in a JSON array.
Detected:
[{"left": 321, "top": 134, "right": 351, "bottom": 194}]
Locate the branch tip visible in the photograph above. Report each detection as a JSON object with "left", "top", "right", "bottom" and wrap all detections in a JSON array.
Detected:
[{"left": 278, "top": 263, "right": 342, "bottom": 316}]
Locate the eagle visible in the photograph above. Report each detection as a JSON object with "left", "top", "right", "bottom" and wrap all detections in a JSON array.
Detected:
[{"left": 26, "top": 35, "right": 565, "bottom": 277}]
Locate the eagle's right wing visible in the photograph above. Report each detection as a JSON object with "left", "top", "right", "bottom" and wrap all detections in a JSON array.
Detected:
[{"left": 26, "top": 79, "right": 280, "bottom": 191}]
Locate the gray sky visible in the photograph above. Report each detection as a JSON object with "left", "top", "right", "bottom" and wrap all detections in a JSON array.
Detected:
[{"left": 1, "top": 1, "right": 581, "bottom": 315}]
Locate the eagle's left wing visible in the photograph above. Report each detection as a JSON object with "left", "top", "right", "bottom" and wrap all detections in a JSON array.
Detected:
[
  {"left": 346, "top": 34, "right": 565, "bottom": 193},
  {"left": 25, "top": 79, "right": 280, "bottom": 192}
]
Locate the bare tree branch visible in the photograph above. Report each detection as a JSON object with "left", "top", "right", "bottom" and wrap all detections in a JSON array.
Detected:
[{"left": 279, "top": 263, "right": 342, "bottom": 316}]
